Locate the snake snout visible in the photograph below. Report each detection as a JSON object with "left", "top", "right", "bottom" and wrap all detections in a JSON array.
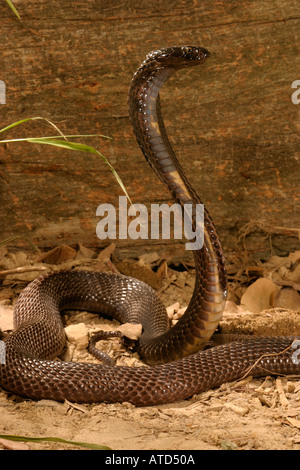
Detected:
[
  {"left": 179, "top": 46, "right": 210, "bottom": 64},
  {"left": 148, "top": 46, "right": 210, "bottom": 68}
]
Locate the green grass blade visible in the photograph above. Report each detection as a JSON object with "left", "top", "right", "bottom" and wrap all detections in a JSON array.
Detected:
[
  {"left": 25, "top": 138, "right": 133, "bottom": 204},
  {"left": 0, "top": 117, "right": 76, "bottom": 140},
  {"left": 0, "top": 118, "right": 37, "bottom": 134},
  {"left": 101, "top": 155, "right": 133, "bottom": 204},
  {"left": 0, "top": 117, "right": 65, "bottom": 136},
  {"left": 0, "top": 433, "right": 111, "bottom": 450},
  {"left": 0, "top": 235, "right": 20, "bottom": 247},
  {"left": 0, "top": 118, "right": 111, "bottom": 141},
  {"left": 27, "top": 138, "right": 99, "bottom": 152},
  {"left": 0, "top": 134, "right": 111, "bottom": 143},
  {"left": 0, "top": 118, "right": 132, "bottom": 202},
  {"left": 4, "top": 0, "right": 21, "bottom": 21}
]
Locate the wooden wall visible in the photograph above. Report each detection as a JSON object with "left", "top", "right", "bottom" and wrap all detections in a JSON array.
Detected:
[{"left": 0, "top": 0, "right": 299, "bottom": 264}]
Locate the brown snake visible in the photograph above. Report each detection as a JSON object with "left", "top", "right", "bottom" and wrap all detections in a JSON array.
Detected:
[{"left": 0, "top": 46, "right": 299, "bottom": 406}]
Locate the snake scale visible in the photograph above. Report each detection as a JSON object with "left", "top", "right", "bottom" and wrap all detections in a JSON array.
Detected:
[{"left": 0, "top": 47, "right": 299, "bottom": 406}]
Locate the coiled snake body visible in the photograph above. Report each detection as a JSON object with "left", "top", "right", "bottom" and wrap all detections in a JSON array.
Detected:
[{"left": 0, "top": 47, "right": 299, "bottom": 406}]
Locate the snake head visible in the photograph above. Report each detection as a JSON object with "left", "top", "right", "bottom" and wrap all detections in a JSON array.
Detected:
[
  {"left": 145, "top": 46, "right": 210, "bottom": 69},
  {"left": 171, "top": 46, "right": 210, "bottom": 64}
]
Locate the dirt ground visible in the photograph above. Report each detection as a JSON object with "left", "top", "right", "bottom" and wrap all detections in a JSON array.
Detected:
[{"left": 0, "top": 245, "right": 300, "bottom": 450}]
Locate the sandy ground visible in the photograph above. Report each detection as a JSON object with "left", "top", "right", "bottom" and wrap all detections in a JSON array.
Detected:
[
  {"left": 1, "top": 366, "right": 300, "bottom": 450},
  {"left": 0, "top": 250, "right": 300, "bottom": 450}
]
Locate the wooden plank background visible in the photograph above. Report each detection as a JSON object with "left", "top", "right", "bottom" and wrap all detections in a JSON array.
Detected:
[{"left": 0, "top": 0, "right": 299, "bottom": 265}]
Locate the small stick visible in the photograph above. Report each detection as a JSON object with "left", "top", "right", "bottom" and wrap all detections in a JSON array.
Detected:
[{"left": 0, "top": 266, "right": 47, "bottom": 277}]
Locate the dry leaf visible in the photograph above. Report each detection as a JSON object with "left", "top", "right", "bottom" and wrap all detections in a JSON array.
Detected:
[
  {"left": 166, "top": 302, "right": 180, "bottom": 319},
  {"left": 37, "top": 245, "right": 77, "bottom": 265},
  {"left": 274, "top": 288, "right": 300, "bottom": 310},
  {"left": 286, "top": 417, "right": 300, "bottom": 429},
  {"left": 76, "top": 244, "right": 96, "bottom": 260},
  {"left": 240, "top": 278, "right": 280, "bottom": 313},
  {"left": 96, "top": 243, "right": 116, "bottom": 261},
  {"left": 64, "top": 323, "right": 89, "bottom": 350},
  {"left": 117, "top": 322, "right": 142, "bottom": 340},
  {"left": 0, "top": 304, "right": 14, "bottom": 331}
]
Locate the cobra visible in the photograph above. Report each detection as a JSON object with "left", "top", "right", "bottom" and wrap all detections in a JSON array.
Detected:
[{"left": 0, "top": 46, "right": 299, "bottom": 406}]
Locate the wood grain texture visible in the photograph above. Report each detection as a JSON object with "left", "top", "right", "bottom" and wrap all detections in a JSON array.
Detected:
[{"left": 0, "top": 0, "right": 299, "bottom": 263}]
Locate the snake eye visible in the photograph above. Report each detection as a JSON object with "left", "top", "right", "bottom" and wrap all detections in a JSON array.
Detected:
[{"left": 183, "top": 47, "right": 194, "bottom": 59}]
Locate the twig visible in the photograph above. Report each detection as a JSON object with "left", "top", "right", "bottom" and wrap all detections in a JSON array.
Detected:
[
  {"left": 273, "top": 226, "right": 300, "bottom": 233},
  {"left": 239, "top": 341, "right": 298, "bottom": 380},
  {"left": 104, "top": 259, "right": 121, "bottom": 274},
  {"left": 0, "top": 266, "right": 47, "bottom": 276}
]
